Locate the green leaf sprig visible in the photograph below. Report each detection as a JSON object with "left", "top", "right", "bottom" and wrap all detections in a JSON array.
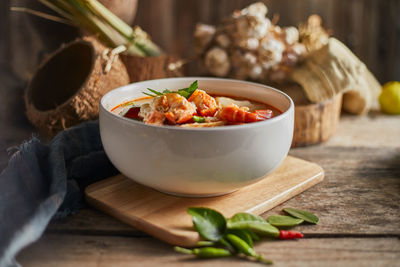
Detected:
[
  {"left": 142, "top": 80, "right": 198, "bottom": 99},
  {"left": 174, "top": 207, "right": 320, "bottom": 265},
  {"left": 283, "top": 208, "right": 319, "bottom": 224}
]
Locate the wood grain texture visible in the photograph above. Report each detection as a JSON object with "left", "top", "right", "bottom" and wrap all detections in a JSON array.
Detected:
[
  {"left": 85, "top": 156, "right": 323, "bottom": 246},
  {"left": 46, "top": 144, "right": 400, "bottom": 237},
  {"left": 17, "top": 234, "right": 400, "bottom": 267},
  {"left": 326, "top": 113, "right": 400, "bottom": 147}
]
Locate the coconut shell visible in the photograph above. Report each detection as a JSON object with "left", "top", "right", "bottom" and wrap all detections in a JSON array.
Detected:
[
  {"left": 25, "top": 36, "right": 130, "bottom": 137},
  {"left": 121, "top": 54, "right": 183, "bottom": 82}
]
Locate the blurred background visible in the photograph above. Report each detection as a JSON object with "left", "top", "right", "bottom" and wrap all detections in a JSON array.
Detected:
[
  {"left": 2, "top": 0, "right": 400, "bottom": 82},
  {"left": 0, "top": 0, "right": 399, "bottom": 170}
]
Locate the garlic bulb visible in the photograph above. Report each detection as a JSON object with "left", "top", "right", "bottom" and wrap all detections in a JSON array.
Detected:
[
  {"left": 194, "top": 23, "right": 216, "bottom": 53},
  {"left": 204, "top": 47, "right": 231, "bottom": 77},
  {"left": 215, "top": 34, "right": 231, "bottom": 48},
  {"left": 259, "top": 38, "right": 284, "bottom": 69},
  {"left": 283, "top": 27, "right": 300, "bottom": 45},
  {"left": 194, "top": 2, "right": 329, "bottom": 83},
  {"left": 240, "top": 2, "right": 268, "bottom": 18}
]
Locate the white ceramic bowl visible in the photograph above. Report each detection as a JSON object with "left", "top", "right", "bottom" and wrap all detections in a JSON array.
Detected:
[{"left": 100, "top": 77, "right": 294, "bottom": 197}]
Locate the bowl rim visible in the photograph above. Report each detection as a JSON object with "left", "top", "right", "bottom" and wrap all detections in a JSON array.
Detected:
[{"left": 100, "top": 77, "right": 294, "bottom": 132}]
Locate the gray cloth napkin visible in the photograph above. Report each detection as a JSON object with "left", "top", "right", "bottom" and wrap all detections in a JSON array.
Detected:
[{"left": 0, "top": 120, "right": 118, "bottom": 267}]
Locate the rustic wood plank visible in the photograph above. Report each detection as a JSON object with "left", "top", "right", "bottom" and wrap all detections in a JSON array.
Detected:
[
  {"left": 46, "top": 145, "right": 400, "bottom": 236},
  {"left": 325, "top": 113, "right": 400, "bottom": 147},
  {"left": 286, "top": 145, "right": 400, "bottom": 235},
  {"left": 17, "top": 234, "right": 400, "bottom": 267}
]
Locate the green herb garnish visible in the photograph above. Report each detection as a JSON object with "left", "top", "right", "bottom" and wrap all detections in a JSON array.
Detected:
[
  {"left": 267, "top": 215, "right": 304, "bottom": 227},
  {"left": 193, "top": 115, "right": 205, "bottom": 123},
  {"left": 283, "top": 208, "right": 319, "bottom": 224},
  {"left": 187, "top": 207, "right": 226, "bottom": 242},
  {"left": 175, "top": 207, "right": 320, "bottom": 264},
  {"left": 143, "top": 80, "right": 198, "bottom": 99},
  {"left": 177, "top": 80, "right": 198, "bottom": 99},
  {"left": 227, "top": 212, "right": 279, "bottom": 238},
  {"left": 179, "top": 207, "right": 273, "bottom": 264}
]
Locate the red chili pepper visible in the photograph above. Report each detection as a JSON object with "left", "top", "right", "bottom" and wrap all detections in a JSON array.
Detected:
[{"left": 279, "top": 230, "right": 304, "bottom": 239}]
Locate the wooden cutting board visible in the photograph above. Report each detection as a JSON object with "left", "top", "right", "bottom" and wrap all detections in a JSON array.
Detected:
[{"left": 85, "top": 156, "right": 324, "bottom": 246}]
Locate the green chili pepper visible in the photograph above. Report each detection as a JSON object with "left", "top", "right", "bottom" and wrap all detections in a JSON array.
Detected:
[
  {"left": 225, "top": 234, "right": 257, "bottom": 257},
  {"left": 219, "top": 237, "right": 237, "bottom": 253},
  {"left": 174, "top": 246, "right": 193, "bottom": 255},
  {"left": 174, "top": 246, "right": 232, "bottom": 258},
  {"left": 193, "top": 247, "right": 232, "bottom": 258},
  {"left": 193, "top": 115, "right": 205, "bottom": 123},
  {"left": 196, "top": 241, "right": 215, "bottom": 247}
]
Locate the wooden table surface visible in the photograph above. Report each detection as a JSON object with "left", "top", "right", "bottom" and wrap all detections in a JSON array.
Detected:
[{"left": 1, "top": 76, "right": 399, "bottom": 266}]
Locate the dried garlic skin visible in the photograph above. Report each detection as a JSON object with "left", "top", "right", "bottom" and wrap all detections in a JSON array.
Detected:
[
  {"left": 259, "top": 38, "right": 285, "bottom": 69},
  {"left": 215, "top": 34, "right": 231, "bottom": 48},
  {"left": 283, "top": 27, "right": 300, "bottom": 46},
  {"left": 205, "top": 47, "right": 231, "bottom": 77},
  {"left": 234, "top": 16, "right": 271, "bottom": 40},
  {"left": 194, "top": 24, "right": 216, "bottom": 53},
  {"left": 240, "top": 2, "right": 268, "bottom": 18},
  {"left": 298, "top": 15, "right": 330, "bottom": 52}
]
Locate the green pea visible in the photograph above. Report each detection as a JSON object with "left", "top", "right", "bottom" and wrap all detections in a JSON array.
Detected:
[{"left": 225, "top": 234, "right": 257, "bottom": 257}]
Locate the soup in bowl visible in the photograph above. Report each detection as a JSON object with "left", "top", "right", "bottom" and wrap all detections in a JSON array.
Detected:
[{"left": 100, "top": 77, "right": 294, "bottom": 197}]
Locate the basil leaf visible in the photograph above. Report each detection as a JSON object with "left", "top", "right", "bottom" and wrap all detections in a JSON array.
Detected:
[
  {"left": 177, "top": 80, "right": 198, "bottom": 99},
  {"left": 227, "top": 213, "right": 279, "bottom": 238},
  {"left": 187, "top": 207, "right": 226, "bottom": 241},
  {"left": 267, "top": 215, "right": 304, "bottom": 227},
  {"left": 283, "top": 208, "right": 319, "bottom": 224},
  {"left": 226, "top": 229, "right": 254, "bottom": 247},
  {"left": 193, "top": 115, "right": 205, "bottom": 123}
]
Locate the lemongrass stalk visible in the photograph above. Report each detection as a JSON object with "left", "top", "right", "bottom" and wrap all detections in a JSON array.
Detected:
[
  {"left": 132, "top": 26, "right": 163, "bottom": 56},
  {"left": 72, "top": 0, "right": 147, "bottom": 55},
  {"left": 84, "top": 0, "right": 133, "bottom": 40},
  {"left": 38, "top": 0, "right": 74, "bottom": 21},
  {"left": 64, "top": 0, "right": 117, "bottom": 47},
  {"left": 10, "top": 7, "right": 73, "bottom": 25},
  {"left": 30, "top": 0, "right": 158, "bottom": 56},
  {"left": 83, "top": 0, "right": 162, "bottom": 56}
]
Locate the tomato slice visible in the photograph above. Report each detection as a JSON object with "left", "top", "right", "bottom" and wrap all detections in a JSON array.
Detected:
[{"left": 124, "top": 107, "right": 141, "bottom": 120}]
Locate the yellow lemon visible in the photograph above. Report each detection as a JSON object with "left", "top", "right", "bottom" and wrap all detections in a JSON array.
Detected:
[{"left": 379, "top": 81, "right": 400, "bottom": 115}]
